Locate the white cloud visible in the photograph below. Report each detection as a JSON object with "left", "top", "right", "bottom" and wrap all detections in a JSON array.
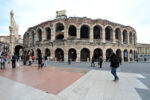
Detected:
[{"left": 0, "top": 0, "right": 150, "bottom": 43}]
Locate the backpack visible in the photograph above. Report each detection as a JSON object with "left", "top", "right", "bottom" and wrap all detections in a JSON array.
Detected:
[{"left": 112, "top": 56, "right": 119, "bottom": 68}]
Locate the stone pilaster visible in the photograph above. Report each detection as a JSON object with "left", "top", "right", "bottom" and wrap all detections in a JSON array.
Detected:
[
  {"left": 90, "top": 27, "right": 93, "bottom": 43},
  {"left": 64, "top": 26, "right": 68, "bottom": 40},
  {"left": 112, "top": 30, "right": 116, "bottom": 43},
  {"left": 76, "top": 50, "right": 80, "bottom": 62},
  {"left": 77, "top": 28, "right": 80, "bottom": 39},
  {"left": 102, "top": 28, "right": 105, "bottom": 43},
  {"left": 121, "top": 30, "right": 123, "bottom": 44}
]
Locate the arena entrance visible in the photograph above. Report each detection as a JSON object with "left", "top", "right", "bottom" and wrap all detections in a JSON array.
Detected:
[
  {"left": 116, "top": 49, "right": 121, "bottom": 57},
  {"left": 68, "top": 48, "right": 77, "bottom": 61},
  {"left": 94, "top": 48, "right": 103, "bottom": 61},
  {"left": 45, "top": 48, "right": 51, "bottom": 56},
  {"left": 80, "top": 48, "right": 90, "bottom": 61},
  {"left": 37, "top": 49, "right": 42, "bottom": 57},
  {"left": 55, "top": 48, "right": 64, "bottom": 61},
  {"left": 124, "top": 50, "right": 128, "bottom": 62},
  {"left": 14, "top": 45, "right": 23, "bottom": 58},
  {"left": 106, "top": 48, "right": 113, "bottom": 61}
]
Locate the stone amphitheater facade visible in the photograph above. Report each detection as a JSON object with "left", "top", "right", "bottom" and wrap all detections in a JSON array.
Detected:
[{"left": 23, "top": 17, "right": 137, "bottom": 62}]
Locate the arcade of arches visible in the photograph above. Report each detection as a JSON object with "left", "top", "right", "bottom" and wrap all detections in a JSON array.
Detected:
[
  {"left": 23, "top": 17, "right": 137, "bottom": 62},
  {"left": 27, "top": 48, "right": 136, "bottom": 62}
]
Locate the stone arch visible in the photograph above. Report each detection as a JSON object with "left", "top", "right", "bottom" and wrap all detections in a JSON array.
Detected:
[
  {"left": 93, "top": 48, "right": 103, "bottom": 61},
  {"left": 68, "top": 25, "right": 77, "bottom": 37},
  {"left": 45, "top": 48, "right": 51, "bottom": 56},
  {"left": 123, "top": 29, "right": 128, "bottom": 44},
  {"left": 55, "top": 22, "right": 64, "bottom": 39},
  {"left": 45, "top": 27, "right": 51, "bottom": 40},
  {"left": 93, "top": 25, "right": 102, "bottom": 39},
  {"left": 31, "top": 49, "right": 34, "bottom": 56},
  {"left": 37, "top": 28, "right": 42, "bottom": 41},
  {"left": 116, "top": 49, "right": 121, "bottom": 57},
  {"left": 14, "top": 45, "right": 23, "bottom": 57},
  {"left": 106, "top": 48, "right": 113, "bottom": 61},
  {"left": 80, "top": 25, "right": 90, "bottom": 39},
  {"left": 129, "top": 50, "right": 133, "bottom": 61},
  {"left": 129, "top": 31, "right": 133, "bottom": 44},
  {"left": 105, "top": 26, "right": 113, "bottom": 41},
  {"left": 68, "top": 48, "right": 77, "bottom": 61},
  {"left": 55, "top": 48, "right": 64, "bottom": 61},
  {"left": 115, "top": 28, "right": 121, "bottom": 41},
  {"left": 37, "top": 48, "right": 42, "bottom": 57},
  {"left": 80, "top": 48, "right": 90, "bottom": 61},
  {"left": 31, "top": 30, "right": 35, "bottom": 44},
  {"left": 124, "top": 49, "right": 128, "bottom": 61}
]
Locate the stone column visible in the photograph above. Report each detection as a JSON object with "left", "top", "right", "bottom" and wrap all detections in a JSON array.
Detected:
[
  {"left": 128, "top": 49, "right": 130, "bottom": 62},
  {"left": 77, "top": 28, "right": 80, "bottom": 39},
  {"left": 90, "top": 27, "right": 93, "bottom": 43},
  {"left": 64, "top": 49, "right": 68, "bottom": 62},
  {"left": 112, "top": 30, "right": 116, "bottom": 43},
  {"left": 103, "top": 50, "right": 106, "bottom": 62},
  {"left": 76, "top": 50, "right": 80, "bottom": 62},
  {"left": 51, "top": 27, "right": 55, "bottom": 41},
  {"left": 102, "top": 28, "right": 105, "bottom": 43},
  {"left": 127, "top": 33, "right": 129, "bottom": 45},
  {"left": 121, "top": 49, "right": 124, "bottom": 62},
  {"left": 90, "top": 48, "right": 94, "bottom": 62}
]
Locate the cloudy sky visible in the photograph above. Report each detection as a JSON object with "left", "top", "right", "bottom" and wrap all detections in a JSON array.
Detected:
[{"left": 0, "top": 0, "right": 150, "bottom": 43}]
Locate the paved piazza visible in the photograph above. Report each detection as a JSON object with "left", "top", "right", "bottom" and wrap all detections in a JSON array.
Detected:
[{"left": 0, "top": 62, "right": 150, "bottom": 100}]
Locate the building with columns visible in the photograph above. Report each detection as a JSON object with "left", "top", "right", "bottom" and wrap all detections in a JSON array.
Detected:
[
  {"left": 137, "top": 43, "right": 150, "bottom": 61},
  {"left": 23, "top": 11, "right": 137, "bottom": 62}
]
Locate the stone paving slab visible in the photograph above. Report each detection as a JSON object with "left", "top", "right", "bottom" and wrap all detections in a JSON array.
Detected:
[{"left": 0, "top": 63, "right": 150, "bottom": 100}]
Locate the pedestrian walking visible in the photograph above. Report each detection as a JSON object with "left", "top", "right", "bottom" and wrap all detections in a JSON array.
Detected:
[
  {"left": 91, "top": 56, "right": 95, "bottom": 67},
  {"left": 44, "top": 55, "right": 48, "bottom": 67},
  {"left": 99, "top": 56, "right": 103, "bottom": 68},
  {"left": 110, "top": 53, "right": 120, "bottom": 81},
  {"left": 12, "top": 54, "right": 16, "bottom": 69},
  {"left": 28, "top": 55, "right": 32, "bottom": 66},
  {"left": 0, "top": 55, "right": 6, "bottom": 70},
  {"left": 37, "top": 55, "right": 43, "bottom": 69}
]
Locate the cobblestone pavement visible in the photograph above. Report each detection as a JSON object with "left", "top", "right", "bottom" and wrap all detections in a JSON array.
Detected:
[{"left": 0, "top": 61, "right": 149, "bottom": 100}]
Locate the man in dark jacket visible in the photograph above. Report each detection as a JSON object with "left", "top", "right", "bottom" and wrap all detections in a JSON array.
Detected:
[
  {"left": 38, "top": 55, "right": 43, "bottom": 69},
  {"left": 110, "top": 53, "right": 120, "bottom": 81}
]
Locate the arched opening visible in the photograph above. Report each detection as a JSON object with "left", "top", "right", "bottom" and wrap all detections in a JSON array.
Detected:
[
  {"left": 105, "top": 26, "right": 113, "bottom": 41},
  {"left": 32, "top": 31, "right": 34, "bottom": 44},
  {"left": 130, "top": 50, "right": 133, "bottom": 61},
  {"left": 129, "top": 32, "right": 132, "bottom": 44},
  {"left": 123, "top": 30, "right": 127, "bottom": 44},
  {"left": 14, "top": 45, "right": 23, "bottom": 58},
  {"left": 37, "top": 29, "right": 42, "bottom": 41},
  {"left": 80, "top": 48, "right": 90, "bottom": 61},
  {"left": 124, "top": 49, "right": 128, "bottom": 61},
  {"left": 46, "top": 27, "right": 51, "bottom": 40},
  {"left": 55, "top": 48, "right": 64, "bottom": 61},
  {"left": 31, "top": 49, "right": 34, "bottom": 56},
  {"left": 116, "top": 49, "right": 121, "bottom": 57},
  {"left": 55, "top": 23, "right": 64, "bottom": 40},
  {"left": 69, "top": 25, "right": 76, "bottom": 37},
  {"left": 45, "top": 48, "right": 50, "bottom": 56},
  {"left": 115, "top": 28, "right": 121, "bottom": 41},
  {"left": 94, "top": 25, "right": 102, "bottom": 39},
  {"left": 106, "top": 48, "right": 113, "bottom": 61},
  {"left": 93, "top": 48, "right": 103, "bottom": 61},
  {"left": 68, "top": 48, "right": 77, "bottom": 61},
  {"left": 37, "top": 49, "right": 42, "bottom": 57},
  {"left": 80, "top": 25, "right": 90, "bottom": 39}
]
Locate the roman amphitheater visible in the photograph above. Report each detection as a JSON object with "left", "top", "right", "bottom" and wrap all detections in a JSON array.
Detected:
[{"left": 23, "top": 11, "right": 137, "bottom": 62}]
